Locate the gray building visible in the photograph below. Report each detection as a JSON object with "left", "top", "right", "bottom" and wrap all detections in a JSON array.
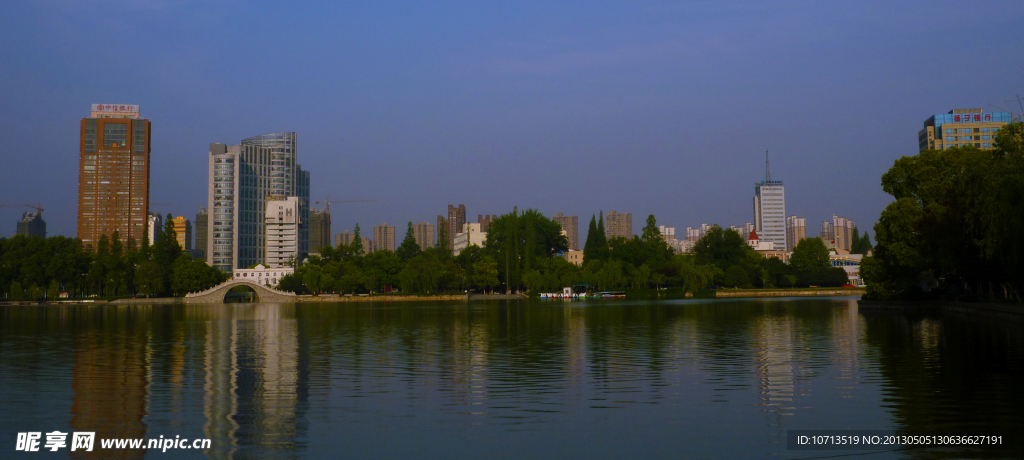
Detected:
[
  {"left": 16, "top": 211, "right": 46, "bottom": 238},
  {"left": 309, "top": 208, "right": 330, "bottom": 253},
  {"left": 195, "top": 207, "right": 208, "bottom": 261},
  {"left": 207, "top": 132, "right": 310, "bottom": 272},
  {"left": 754, "top": 180, "right": 787, "bottom": 251}
]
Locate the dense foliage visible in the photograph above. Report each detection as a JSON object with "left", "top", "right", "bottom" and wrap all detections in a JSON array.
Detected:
[
  {"left": 863, "top": 121, "right": 1024, "bottom": 301},
  {"left": 283, "top": 211, "right": 850, "bottom": 296},
  {"left": 1, "top": 214, "right": 225, "bottom": 300}
]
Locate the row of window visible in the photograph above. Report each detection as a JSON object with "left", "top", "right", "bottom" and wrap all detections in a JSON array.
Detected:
[
  {"left": 944, "top": 143, "right": 992, "bottom": 149},
  {"left": 944, "top": 127, "right": 1000, "bottom": 134},
  {"left": 945, "top": 135, "right": 992, "bottom": 141}
]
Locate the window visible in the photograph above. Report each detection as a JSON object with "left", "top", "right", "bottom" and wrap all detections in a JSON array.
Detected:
[
  {"left": 981, "top": 127, "right": 990, "bottom": 133},
  {"left": 983, "top": 135, "right": 990, "bottom": 140},
  {"left": 945, "top": 128, "right": 954, "bottom": 134},
  {"left": 974, "top": 128, "right": 980, "bottom": 133},
  {"left": 945, "top": 136, "right": 954, "bottom": 141},
  {"left": 975, "top": 143, "right": 981, "bottom": 147},
  {"left": 983, "top": 143, "right": 992, "bottom": 148}
]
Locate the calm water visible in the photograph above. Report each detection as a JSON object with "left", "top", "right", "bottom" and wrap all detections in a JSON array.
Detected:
[{"left": 1, "top": 298, "right": 1021, "bottom": 459}]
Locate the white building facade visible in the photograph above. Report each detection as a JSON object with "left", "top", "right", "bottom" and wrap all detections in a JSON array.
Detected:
[
  {"left": 233, "top": 264, "right": 294, "bottom": 288},
  {"left": 452, "top": 222, "right": 487, "bottom": 255},
  {"left": 265, "top": 196, "right": 301, "bottom": 267},
  {"left": 754, "top": 180, "right": 787, "bottom": 251}
]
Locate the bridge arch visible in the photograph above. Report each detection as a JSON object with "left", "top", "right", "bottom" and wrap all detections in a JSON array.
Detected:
[{"left": 185, "top": 279, "right": 297, "bottom": 304}]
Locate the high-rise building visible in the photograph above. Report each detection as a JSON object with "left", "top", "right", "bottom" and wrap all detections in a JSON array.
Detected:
[
  {"left": 832, "top": 215, "right": 855, "bottom": 252},
  {"left": 147, "top": 212, "right": 162, "bottom": 245},
  {"left": 820, "top": 220, "right": 834, "bottom": 241},
  {"left": 552, "top": 213, "right": 579, "bottom": 250},
  {"left": 309, "top": 208, "right": 330, "bottom": 253},
  {"left": 373, "top": 223, "right": 396, "bottom": 252},
  {"left": 172, "top": 216, "right": 192, "bottom": 251},
  {"left": 786, "top": 216, "right": 806, "bottom": 250},
  {"left": 206, "top": 133, "right": 310, "bottom": 272},
  {"left": 334, "top": 231, "right": 371, "bottom": 255},
  {"left": 754, "top": 153, "right": 787, "bottom": 251},
  {"left": 440, "top": 204, "right": 466, "bottom": 249},
  {"left": 265, "top": 197, "right": 301, "bottom": 267},
  {"left": 477, "top": 214, "right": 496, "bottom": 233},
  {"left": 413, "top": 221, "right": 435, "bottom": 250},
  {"left": 195, "top": 207, "right": 208, "bottom": 262},
  {"left": 16, "top": 211, "right": 46, "bottom": 238},
  {"left": 604, "top": 210, "right": 632, "bottom": 239},
  {"left": 659, "top": 225, "right": 676, "bottom": 241},
  {"left": 77, "top": 104, "right": 150, "bottom": 249},
  {"left": 918, "top": 109, "right": 1012, "bottom": 152}
]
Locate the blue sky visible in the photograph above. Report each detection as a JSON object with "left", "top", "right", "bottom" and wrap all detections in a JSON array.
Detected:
[{"left": 2, "top": 0, "right": 1022, "bottom": 242}]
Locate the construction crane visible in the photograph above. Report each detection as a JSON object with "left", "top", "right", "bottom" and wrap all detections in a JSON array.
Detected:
[
  {"left": 314, "top": 197, "right": 375, "bottom": 214},
  {"left": 0, "top": 203, "right": 44, "bottom": 214}
]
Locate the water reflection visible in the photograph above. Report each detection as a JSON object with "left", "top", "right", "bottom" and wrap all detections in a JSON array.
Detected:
[{"left": 0, "top": 299, "right": 1020, "bottom": 459}]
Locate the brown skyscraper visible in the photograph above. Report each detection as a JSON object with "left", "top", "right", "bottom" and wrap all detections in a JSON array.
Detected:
[
  {"left": 439, "top": 204, "right": 466, "bottom": 249},
  {"left": 552, "top": 213, "right": 579, "bottom": 250},
  {"left": 604, "top": 210, "right": 632, "bottom": 240},
  {"left": 78, "top": 104, "right": 151, "bottom": 249}
]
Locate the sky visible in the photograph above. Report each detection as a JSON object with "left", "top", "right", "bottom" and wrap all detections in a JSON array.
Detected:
[{"left": 2, "top": 0, "right": 1023, "bottom": 244}]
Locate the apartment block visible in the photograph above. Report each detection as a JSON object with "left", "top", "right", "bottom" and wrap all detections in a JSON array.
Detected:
[
  {"left": 373, "top": 223, "right": 396, "bottom": 252},
  {"left": 413, "top": 221, "right": 435, "bottom": 250},
  {"left": 604, "top": 210, "right": 632, "bottom": 239},
  {"left": 552, "top": 213, "right": 579, "bottom": 250}
]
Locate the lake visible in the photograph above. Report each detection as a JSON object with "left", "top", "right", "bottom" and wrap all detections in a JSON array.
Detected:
[{"left": 1, "top": 297, "right": 1021, "bottom": 459}]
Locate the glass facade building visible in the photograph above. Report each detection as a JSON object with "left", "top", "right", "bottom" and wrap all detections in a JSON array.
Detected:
[
  {"left": 207, "top": 132, "right": 310, "bottom": 272},
  {"left": 918, "top": 109, "right": 1011, "bottom": 152}
]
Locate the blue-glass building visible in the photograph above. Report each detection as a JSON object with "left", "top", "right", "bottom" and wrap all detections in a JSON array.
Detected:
[{"left": 918, "top": 109, "right": 1012, "bottom": 152}]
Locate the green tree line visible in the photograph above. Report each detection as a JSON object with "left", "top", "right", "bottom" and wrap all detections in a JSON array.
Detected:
[
  {"left": 1, "top": 213, "right": 225, "bottom": 300},
  {"left": 863, "top": 121, "right": 1024, "bottom": 301},
  {"left": 283, "top": 209, "right": 854, "bottom": 296}
]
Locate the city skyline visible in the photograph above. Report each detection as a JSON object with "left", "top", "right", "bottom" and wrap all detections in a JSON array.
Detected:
[{"left": 2, "top": 1, "right": 1023, "bottom": 244}]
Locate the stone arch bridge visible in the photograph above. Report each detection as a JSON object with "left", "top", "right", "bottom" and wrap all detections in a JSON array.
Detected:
[{"left": 185, "top": 279, "right": 297, "bottom": 304}]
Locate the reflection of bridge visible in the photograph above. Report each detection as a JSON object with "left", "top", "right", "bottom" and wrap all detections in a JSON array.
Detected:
[{"left": 185, "top": 280, "right": 297, "bottom": 304}]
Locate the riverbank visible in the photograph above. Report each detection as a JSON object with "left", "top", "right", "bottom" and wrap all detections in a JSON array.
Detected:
[
  {"left": 715, "top": 288, "right": 865, "bottom": 298},
  {"left": 858, "top": 299, "right": 1024, "bottom": 319},
  {"left": 296, "top": 294, "right": 468, "bottom": 302}
]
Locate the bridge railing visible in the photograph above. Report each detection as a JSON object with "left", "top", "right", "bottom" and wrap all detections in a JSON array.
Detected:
[{"left": 186, "top": 279, "right": 297, "bottom": 298}]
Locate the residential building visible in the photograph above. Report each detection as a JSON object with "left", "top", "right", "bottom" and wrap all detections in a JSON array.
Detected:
[
  {"left": 265, "top": 197, "right": 301, "bottom": 267},
  {"left": 77, "top": 104, "right": 150, "bottom": 249},
  {"left": 659, "top": 225, "right": 676, "bottom": 241},
  {"left": 16, "top": 211, "right": 46, "bottom": 238},
  {"left": 820, "top": 220, "right": 834, "bottom": 242},
  {"left": 309, "top": 208, "right": 330, "bottom": 253},
  {"left": 413, "top": 221, "right": 435, "bottom": 250},
  {"left": 668, "top": 239, "right": 695, "bottom": 254},
  {"left": 564, "top": 250, "right": 584, "bottom": 266},
  {"left": 686, "top": 224, "right": 711, "bottom": 242},
  {"left": 147, "top": 212, "right": 162, "bottom": 245},
  {"left": 478, "top": 214, "right": 496, "bottom": 233},
  {"left": 172, "top": 216, "right": 192, "bottom": 251},
  {"left": 195, "top": 208, "right": 208, "bottom": 262},
  {"left": 452, "top": 222, "right": 486, "bottom": 256},
  {"left": 206, "top": 132, "right": 310, "bottom": 272},
  {"left": 786, "top": 216, "right": 806, "bottom": 250},
  {"left": 373, "top": 223, "right": 396, "bottom": 252},
  {"left": 918, "top": 109, "right": 1012, "bottom": 152},
  {"left": 829, "top": 253, "right": 864, "bottom": 286},
  {"left": 232, "top": 264, "right": 293, "bottom": 288},
  {"left": 754, "top": 174, "right": 787, "bottom": 251},
  {"left": 832, "top": 215, "right": 855, "bottom": 252},
  {"left": 604, "top": 210, "right": 632, "bottom": 239},
  {"left": 439, "top": 204, "right": 466, "bottom": 249},
  {"left": 552, "top": 213, "right": 579, "bottom": 250},
  {"left": 335, "top": 231, "right": 371, "bottom": 255}
]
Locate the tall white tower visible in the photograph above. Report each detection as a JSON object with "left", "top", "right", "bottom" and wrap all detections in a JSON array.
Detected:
[{"left": 754, "top": 151, "right": 787, "bottom": 251}]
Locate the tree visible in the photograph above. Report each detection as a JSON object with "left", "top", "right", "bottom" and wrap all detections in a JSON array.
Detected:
[
  {"left": 472, "top": 256, "right": 500, "bottom": 293},
  {"left": 303, "top": 266, "right": 323, "bottom": 295},
  {"left": 790, "top": 237, "right": 831, "bottom": 273},
  {"left": 170, "top": 254, "right": 225, "bottom": 295},
  {"left": 135, "top": 261, "right": 163, "bottom": 297},
  {"left": 349, "top": 224, "right": 364, "bottom": 257},
  {"left": 723, "top": 265, "right": 752, "bottom": 288},
  {"left": 582, "top": 214, "right": 599, "bottom": 266},
  {"left": 437, "top": 218, "right": 449, "bottom": 252},
  {"left": 396, "top": 222, "right": 422, "bottom": 261},
  {"left": 484, "top": 208, "right": 568, "bottom": 293}
]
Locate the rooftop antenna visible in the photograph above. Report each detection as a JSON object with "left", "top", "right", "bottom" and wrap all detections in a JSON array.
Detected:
[{"left": 765, "top": 150, "right": 771, "bottom": 182}]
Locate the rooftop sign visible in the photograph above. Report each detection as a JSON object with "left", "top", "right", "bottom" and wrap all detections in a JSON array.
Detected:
[{"left": 91, "top": 104, "right": 139, "bottom": 114}]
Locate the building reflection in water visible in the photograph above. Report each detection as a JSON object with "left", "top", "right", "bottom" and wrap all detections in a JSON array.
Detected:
[
  {"left": 70, "top": 306, "right": 151, "bottom": 460},
  {"left": 203, "top": 304, "right": 304, "bottom": 460},
  {"left": 753, "top": 315, "right": 796, "bottom": 419}
]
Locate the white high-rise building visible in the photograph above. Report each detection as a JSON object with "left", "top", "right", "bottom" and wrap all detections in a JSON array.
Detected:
[
  {"left": 265, "top": 197, "right": 301, "bottom": 267},
  {"left": 753, "top": 152, "right": 787, "bottom": 251},
  {"left": 147, "top": 212, "right": 162, "bottom": 245}
]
